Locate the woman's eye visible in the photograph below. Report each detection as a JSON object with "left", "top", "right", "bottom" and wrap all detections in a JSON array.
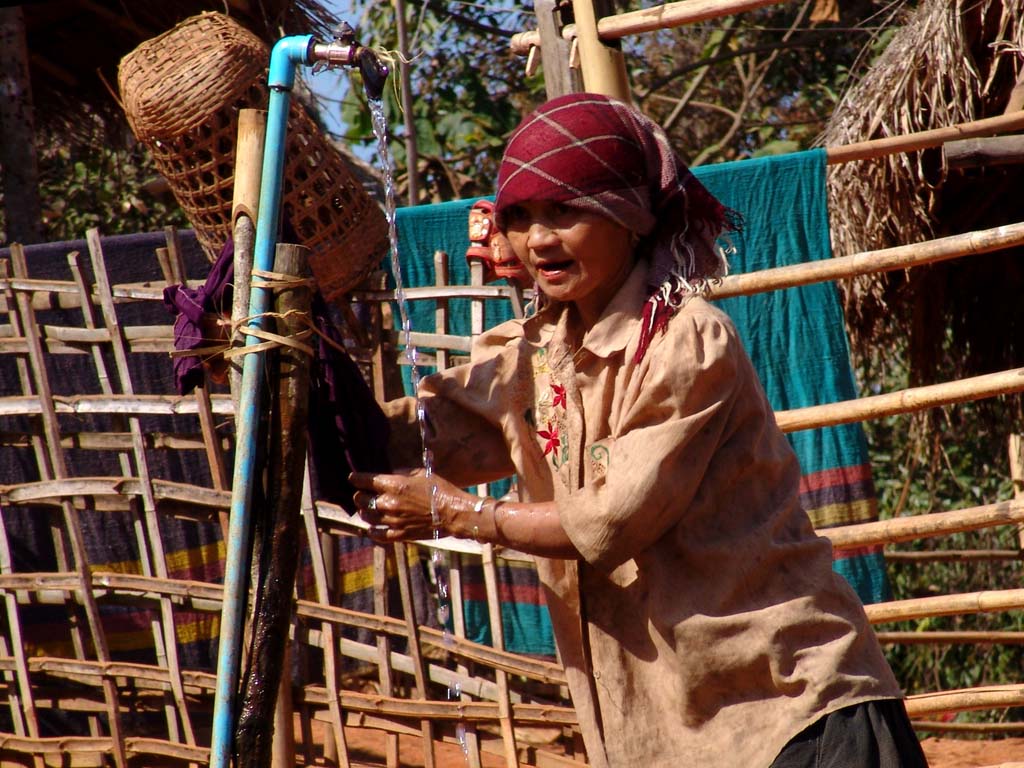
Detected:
[
  {"left": 552, "top": 202, "right": 574, "bottom": 219},
  {"left": 504, "top": 205, "right": 527, "bottom": 226}
]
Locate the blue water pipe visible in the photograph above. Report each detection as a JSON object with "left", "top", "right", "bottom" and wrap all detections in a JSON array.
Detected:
[
  {"left": 209, "top": 28, "right": 388, "bottom": 767},
  {"left": 209, "top": 33, "right": 314, "bottom": 768}
]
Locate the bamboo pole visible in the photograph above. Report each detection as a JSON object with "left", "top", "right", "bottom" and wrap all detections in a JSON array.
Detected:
[
  {"left": 904, "top": 684, "right": 1024, "bottom": 718},
  {"left": 711, "top": 221, "right": 1024, "bottom": 298},
  {"left": 534, "top": 0, "right": 580, "bottom": 99},
  {"left": 511, "top": 0, "right": 786, "bottom": 54},
  {"left": 911, "top": 720, "right": 1024, "bottom": 734},
  {"left": 826, "top": 110, "right": 1024, "bottom": 165},
  {"left": 774, "top": 368, "right": 1024, "bottom": 434},
  {"left": 75, "top": 243, "right": 183, "bottom": 744},
  {"left": 874, "top": 631, "right": 1024, "bottom": 645},
  {"left": 823, "top": 498, "right": 1024, "bottom": 549},
  {"left": 231, "top": 109, "right": 266, "bottom": 414},
  {"left": 571, "top": 0, "right": 630, "bottom": 102},
  {"left": 373, "top": 546, "right": 401, "bottom": 768},
  {"left": 0, "top": 393, "right": 235, "bottom": 416},
  {"left": 864, "top": 589, "right": 1024, "bottom": 624},
  {"left": 884, "top": 549, "right": 1023, "bottom": 563}
]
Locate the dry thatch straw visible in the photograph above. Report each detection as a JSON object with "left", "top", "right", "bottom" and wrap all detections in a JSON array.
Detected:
[{"left": 819, "top": 0, "right": 1024, "bottom": 389}]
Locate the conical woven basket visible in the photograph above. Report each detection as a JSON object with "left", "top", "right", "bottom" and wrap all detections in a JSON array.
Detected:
[{"left": 118, "top": 12, "right": 387, "bottom": 299}]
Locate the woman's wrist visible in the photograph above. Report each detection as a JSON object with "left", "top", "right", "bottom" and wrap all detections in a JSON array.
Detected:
[
  {"left": 462, "top": 495, "right": 504, "bottom": 545},
  {"left": 468, "top": 495, "right": 491, "bottom": 542}
]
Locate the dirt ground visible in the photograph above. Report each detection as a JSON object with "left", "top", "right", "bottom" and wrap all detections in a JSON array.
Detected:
[
  {"left": 919, "top": 736, "right": 1024, "bottom": 768},
  {"left": 305, "top": 726, "right": 1024, "bottom": 767}
]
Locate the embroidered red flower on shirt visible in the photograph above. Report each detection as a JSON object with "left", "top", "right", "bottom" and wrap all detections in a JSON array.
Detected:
[
  {"left": 551, "top": 383, "right": 566, "bottom": 409},
  {"left": 537, "top": 421, "right": 560, "bottom": 456}
]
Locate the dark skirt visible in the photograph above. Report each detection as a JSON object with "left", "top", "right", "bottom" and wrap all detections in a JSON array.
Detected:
[{"left": 770, "top": 699, "right": 930, "bottom": 767}]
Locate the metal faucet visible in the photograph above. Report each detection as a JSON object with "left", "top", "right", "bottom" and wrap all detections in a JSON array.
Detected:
[{"left": 310, "top": 22, "right": 390, "bottom": 100}]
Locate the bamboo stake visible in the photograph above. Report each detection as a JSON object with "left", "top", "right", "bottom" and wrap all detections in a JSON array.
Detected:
[
  {"left": 1010, "top": 434, "right": 1024, "bottom": 548},
  {"left": 394, "top": 543, "right": 437, "bottom": 768},
  {"left": 864, "top": 589, "right": 1024, "bottom": 624},
  {"left": 87, "top": 229, "right": 197, "bottom": 746},
  {"left": 469, "top": 259, "right": 519, "bottom": 768},
  {"left": 775, "top": 368, "right": 1024, "bottom": 434},
  {"left": 823, "top": 498, "right": 1024, "bottom": 549},
  {"left": 0, "top": 513, "right": 43, "bottom": 766},
  {"left": 0, "top": 261, "right": 90, "bottom": 678},
  {"left": 374, "top": 545, "right": 401, "bottom": 768},
  {"left": 434, "top": 249, "right": 483, "bottom": 768},
  {"left": 299, "top": 467, "right": 349, "bottom": 768},
  {"left": 711, "top": 221, "right": 1024, "bottom": 298}
]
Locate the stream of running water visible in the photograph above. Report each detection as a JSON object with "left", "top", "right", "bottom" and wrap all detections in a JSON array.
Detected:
[{"left": 369, "top": 98, "right": 470, "bottom": 758}]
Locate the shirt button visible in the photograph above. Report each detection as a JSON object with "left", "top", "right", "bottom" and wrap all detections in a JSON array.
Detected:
[{"left": 593, "top": 671, "right": 600, "bottom": 679}]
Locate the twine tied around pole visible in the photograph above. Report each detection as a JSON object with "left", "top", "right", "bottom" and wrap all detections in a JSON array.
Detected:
[{"left": 169, "top": 268, "right": 354, "bottom": 368}]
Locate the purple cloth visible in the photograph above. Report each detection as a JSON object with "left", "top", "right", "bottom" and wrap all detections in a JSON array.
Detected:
[{"left": 162, "top": 239, "right": 235, "bottom": 396}]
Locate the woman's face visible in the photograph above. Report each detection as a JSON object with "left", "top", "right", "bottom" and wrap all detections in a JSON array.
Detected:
[{"left": 503, "top": 200, "right": 636, "bottom": 325}]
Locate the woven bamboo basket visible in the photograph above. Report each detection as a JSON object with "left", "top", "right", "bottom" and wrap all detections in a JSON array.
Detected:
[{"left": 118, "top": 12, "right": 388, "bottom": 299}]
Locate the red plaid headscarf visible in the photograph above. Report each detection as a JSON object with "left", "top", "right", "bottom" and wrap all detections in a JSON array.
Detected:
[{"left": 494, "top": 93, "right": 740, "bottom": 361}]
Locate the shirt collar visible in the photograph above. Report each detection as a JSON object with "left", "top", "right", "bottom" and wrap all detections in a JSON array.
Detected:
[
  {"left": 579, "top": 260, "right": 647, "bottom": 358},
  {"left": 522, "top": 259, "right": 648, "bottom": 358}
]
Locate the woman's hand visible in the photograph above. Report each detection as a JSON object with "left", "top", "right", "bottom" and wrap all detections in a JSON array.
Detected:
[{"left": 350, "top": 470, "right": 480, "bottom": 543}]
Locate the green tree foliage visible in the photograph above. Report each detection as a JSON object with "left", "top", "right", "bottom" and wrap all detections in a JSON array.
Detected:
[
  {"left": 325, "top": 0, "right": 904, "bottom": 195},
  {"left": 335, "top": 0, "right": 546, "bottom": 202},
  {"left": 1, "top": 126, "right": 187, "bottom": 245}
]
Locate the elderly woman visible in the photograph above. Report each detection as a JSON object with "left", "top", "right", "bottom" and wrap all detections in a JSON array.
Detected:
[{"left": 351, "top": 93, "right": 927, "bottom": 768}]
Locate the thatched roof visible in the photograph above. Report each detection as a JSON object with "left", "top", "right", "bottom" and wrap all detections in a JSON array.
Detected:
[
  {"left": 819, "top": 0, "right": 1024, "bottom": 390},
  {"left": 21, "top": 0, "right": 338, "bottom": 144}
]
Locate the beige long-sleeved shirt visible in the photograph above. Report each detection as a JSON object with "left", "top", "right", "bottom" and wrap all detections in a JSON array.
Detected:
[{"left": 392, "top": 262, "right": 901, "bottom": 767}]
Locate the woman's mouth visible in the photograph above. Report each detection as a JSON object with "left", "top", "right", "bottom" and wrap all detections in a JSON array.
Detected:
[{"left": 536, "top": 260, "right": 573, "bottom": 277}]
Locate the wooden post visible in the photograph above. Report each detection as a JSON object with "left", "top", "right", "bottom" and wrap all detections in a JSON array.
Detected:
[
  {"left": 534, "top": 0, "right": 581, "bottom": 99},
  {"left": 235, "top": 243, "right": 313, "bottom": 768},
  {"left": 571, "top": 0, "right": 630, "bottom": 101},
  {"left": 943, "top": 135, "right": 1024, "bottom": 169}
]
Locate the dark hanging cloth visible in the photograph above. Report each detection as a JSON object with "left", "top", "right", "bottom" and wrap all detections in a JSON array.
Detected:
[{"left": 163, "top": 239, "right": 392, "bottom": 509}]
